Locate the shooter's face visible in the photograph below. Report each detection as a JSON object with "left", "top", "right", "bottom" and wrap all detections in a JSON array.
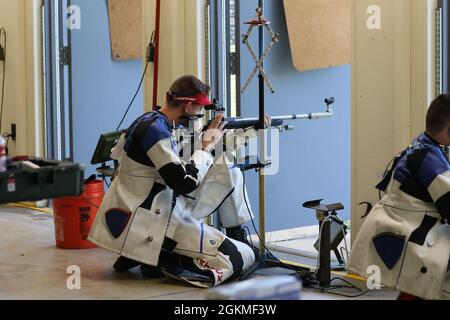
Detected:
[{"left": 179, "top": 103, "right": 205, "bottom": 127}]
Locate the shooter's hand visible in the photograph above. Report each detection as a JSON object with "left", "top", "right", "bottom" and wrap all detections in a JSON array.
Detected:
[{"left": 202, "top": 113, "right": 227, "bottom": 152}]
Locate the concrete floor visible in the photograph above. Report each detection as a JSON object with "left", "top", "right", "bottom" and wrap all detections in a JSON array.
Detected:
[{"left": 0, "top": 206, "right": 399, "bottom": 300}]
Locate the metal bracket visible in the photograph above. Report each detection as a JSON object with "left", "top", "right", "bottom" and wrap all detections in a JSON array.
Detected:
[{"left": 59, "top": 46, "right": 71, "bottom": 66}]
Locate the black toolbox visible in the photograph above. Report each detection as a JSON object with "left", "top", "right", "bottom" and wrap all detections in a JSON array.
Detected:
[{"left": 0, "top": 158, "right": 85, "bottom": 204}]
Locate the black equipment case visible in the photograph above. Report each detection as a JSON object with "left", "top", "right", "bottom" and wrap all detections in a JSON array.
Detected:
[{"left": 0, "top": 158, "right": 85, "bottom": 204}]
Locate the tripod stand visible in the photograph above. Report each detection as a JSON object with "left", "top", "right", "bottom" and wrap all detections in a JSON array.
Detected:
[{"left": 239, "top": 2, "right": 335, "bottom": 281}]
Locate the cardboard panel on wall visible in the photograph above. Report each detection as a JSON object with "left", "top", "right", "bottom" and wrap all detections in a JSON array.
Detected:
[
  {"left": 283, "top": 0, "right": 351, "bottom": 72},
  {"left": 107, "top": 0, "right": 143, "bottom": 61}
]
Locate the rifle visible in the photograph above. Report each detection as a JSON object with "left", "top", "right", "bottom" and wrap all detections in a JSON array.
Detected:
[{"left": 203, "top": 97, "right": 335, "bottom": 131}]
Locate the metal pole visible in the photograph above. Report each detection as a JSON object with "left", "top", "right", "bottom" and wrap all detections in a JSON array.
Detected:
[
  {"left": 258, "top": 0, "right": 266, "bottom": 257},
  {"left": 221, "top": 0, "right": 228, "bottom": 111},
  {"left": 205, "top": 1, "right": 212, "bottom": 90},
  {"left": 152, "top": 0, "right": 161, "bottom": 110},
  {"left": 67, "top": 0, "right": 74, "bottom": 162},
  {"left": 204, "top": 0, "right": 214, "bottom": 227}
]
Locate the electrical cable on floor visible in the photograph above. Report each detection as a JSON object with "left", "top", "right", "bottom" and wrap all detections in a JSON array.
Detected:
[
  {"left": 241, "top": 169, "right": 318, "bottom": 285},
  {"left": 0, "top": 27, "right": 7, "bottom": 134},
  {"left": 314, "top": 217, "right": 368, "bottom": 298},
  {"left": 312, "top": 214, "right": 368, "bottom": 298},
  {"left": 242, "top": 168, "right": 368, "bottom": 297},
  {"left": 9, "top": 203, "right": 52, "bottom": 214},
  {"left": 315, "top": 277, "right": 370, "bottom": 298},
  {"left": 311, "top": 214, "right": 368, "bottom": 297}
]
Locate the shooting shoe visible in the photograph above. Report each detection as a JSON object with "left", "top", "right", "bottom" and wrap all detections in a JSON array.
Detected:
[
  {"left": 113, "top": 256, "right": 141, "bottom": 272},
  {"left": 226, "top": 226, "right": 259, "bottom": 259}
]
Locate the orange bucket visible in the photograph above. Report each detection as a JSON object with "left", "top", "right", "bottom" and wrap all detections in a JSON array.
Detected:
[{"left": 53, "top": 180, "right": 104, "bottom": 249}]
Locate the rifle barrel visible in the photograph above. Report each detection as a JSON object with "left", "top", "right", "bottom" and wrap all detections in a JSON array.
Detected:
[{"left": 205, "top": 110, "right": 334, "bottom": 130}]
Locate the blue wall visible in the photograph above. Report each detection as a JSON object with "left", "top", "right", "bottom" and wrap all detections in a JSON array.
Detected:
[
  {"left": 71, "top": 0, "right": 144, "bottom": 177},
  {"left": 240, "top": 1, "right": 351, "bottom": 230},
  {"left": 69, "top": 0, "right": 350, "bottom": 230}
]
